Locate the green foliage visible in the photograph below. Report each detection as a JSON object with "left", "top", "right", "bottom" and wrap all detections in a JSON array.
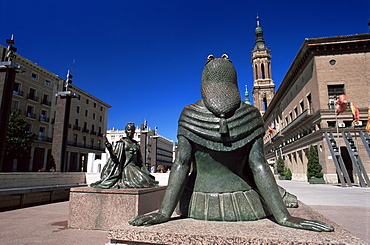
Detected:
[
  {"left": 5, "top": 109, "right": 34, "bottom": 161},
  {"left": 276, "top": 156, "right": 285, "bottom": 176},
  {"left": 307, "top": 145, "right": 323, "bottom": 178},
  {"left": 284, "top": 167, "right": 292, "bottom": 180}
]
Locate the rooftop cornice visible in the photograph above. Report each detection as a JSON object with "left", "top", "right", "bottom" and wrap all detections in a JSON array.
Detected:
[{"left": 263, "top": 33, "right": 370, "bottom": 120}]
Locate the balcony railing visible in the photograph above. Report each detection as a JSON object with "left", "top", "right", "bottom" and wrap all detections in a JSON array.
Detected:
[
  {"left": 13, "top": 90, "right": 24, "bottom": 96},
  {"left": 82, "top": 128, "right": 89, "bottom": 133},
  {"left": 281, "top": 109, "right": 313, "bottom": 134},
  {"left": 27, "top": 94, "right": 38, "bottom": 102},
  {"left": 41, "top": 99, "right": 51, "bottom": 106},
  {"left": 26, "top": 112, "right": 37, "bottom": 119},
  {"left": 73, "top": 125, "right": 81, "bottom": 131},
  {"left": 39, "top": 115, "right": 50, "bottom": 123}
]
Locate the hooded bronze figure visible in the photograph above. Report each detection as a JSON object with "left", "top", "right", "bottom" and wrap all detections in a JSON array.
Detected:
[{"left": 129, "top": 55, "right": 333, "bottom": 232}]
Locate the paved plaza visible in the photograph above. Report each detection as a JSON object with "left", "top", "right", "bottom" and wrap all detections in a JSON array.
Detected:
[{"left": 0, "top": 180, "right": 369, "bottom": 244}]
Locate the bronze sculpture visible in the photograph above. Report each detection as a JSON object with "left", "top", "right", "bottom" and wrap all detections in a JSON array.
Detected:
[
  {"left": 91, "top": 122, "right": 158, "bottom": 189},
  {"left": 129, "top": 55, "right": 333, "bottom": 232}
]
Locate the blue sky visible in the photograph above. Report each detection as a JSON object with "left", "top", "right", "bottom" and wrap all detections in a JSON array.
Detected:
[{"left": 1, "top": 0, "right": 369, "bottom": 142}]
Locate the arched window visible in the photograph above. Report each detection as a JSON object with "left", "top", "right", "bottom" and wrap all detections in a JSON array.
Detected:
[
  {"left": 255, "top": 64, "right": 258, "bottom": 79},
  {"left": 261, "top": 63, "right": 266, "bottom": 79}
]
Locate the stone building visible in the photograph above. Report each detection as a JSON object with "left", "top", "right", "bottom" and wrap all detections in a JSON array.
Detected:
[
  {"left": 106, "top": 122, "right": 174, "bottom": 172},
  {"left": 0, "top": 44, "right": 111, "bottom": 172},
  {"left": 260, "top": 33, "right": 370, "bottom": 185}
]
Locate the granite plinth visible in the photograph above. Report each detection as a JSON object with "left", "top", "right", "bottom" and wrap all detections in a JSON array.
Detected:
[
  {"left": 109, "top": 201, "right": 367, "bottom": 245},
  {"left": 68, "top": 186, "right": 166, "bottom": 231}
]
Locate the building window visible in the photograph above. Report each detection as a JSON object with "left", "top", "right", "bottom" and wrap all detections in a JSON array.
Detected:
[
  {"left": 76, "top": 106, "right": 80, "bottom": 114},
  {"left": 92, "top": 113, "right": 96, "bottom": 120},
  {"left": 28, "top": 88, "right": 37, "bottom": 101},
  {"left": 100, "top": 106, "right": 103, "bottom": 111},
  {"left": 44, "top": 80, "right": 51, "bottom": 86},
  {"left": 42, "top": 94, "right": 50, "bottom": 106},
  {"left": 307, "top": 94, "right": 312, "bottom": 112},
  {"left": 94, "top": 103, "right": 96, "bottom": 108},
  {"left": 26, "top": 105, "right": 34, "bottom": 118},
  {"left": 38, "top": 127, "right": 45, "bottom": 141},
  {"left": 31, "top": 72, "right": 38, "bottom": 80},
  {"left": 328, "top": 84, "right": 344, "bottom": 97},
  {"left": 13, "top": 100, "right": 19, "bottom": 109},
  {"left": 86, "top": 99, "right": 89, "bottom": 104},
  {"left": 40, "top": 110, "right": 48, "bottom": 122},
  {"left": 100, "top": 116, "right": 102, "bottom": 122},
  {"left": 328, "top": 84, "right": 344, "bottom": 109},
  {"left": 13, "top": 82, "right": 22, "bottom": 95},
  {"left": 327, "top": 121, "right": 336, "bottom": 128},
  {"left": 294, "top": 107, "right": 298, "bottom": 117},
  {"left": 300, "top": 101, "right": 304, "bottom": 112},
  {"left": 85, "top": 110, "right": 88, "bottom": 117}
]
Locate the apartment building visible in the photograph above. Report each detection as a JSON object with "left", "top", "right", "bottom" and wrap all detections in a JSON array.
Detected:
[{"left": 0, "top": 44, "right": 111, "bottom": 172}]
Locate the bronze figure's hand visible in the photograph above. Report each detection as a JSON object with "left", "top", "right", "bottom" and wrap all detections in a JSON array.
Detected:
[
  {"left": 128, "top": 212, "right": 170, "bottom": 226},
  {"left": 279, "top": 216, "right": 334, "bottom": 232}
]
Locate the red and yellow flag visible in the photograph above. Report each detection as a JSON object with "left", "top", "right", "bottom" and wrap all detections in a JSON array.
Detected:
[
  {"left": 351, "top": 103, "right": 360, "bottom": 123},
  {"left": 336, "top": 94, "right": 348, "bottom": 115}
]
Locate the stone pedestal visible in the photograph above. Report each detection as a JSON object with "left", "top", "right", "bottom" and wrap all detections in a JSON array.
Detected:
[
  {"left": 108, "top": 201, "right": 366, "bottom": 245},
  {"left": 68, "top": 186, "right": 166, "bottom": 230}
]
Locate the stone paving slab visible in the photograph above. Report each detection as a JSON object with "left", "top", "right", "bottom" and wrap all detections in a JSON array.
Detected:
[{"left": 109, "top": 201, "right": 367, "bottom": 245}]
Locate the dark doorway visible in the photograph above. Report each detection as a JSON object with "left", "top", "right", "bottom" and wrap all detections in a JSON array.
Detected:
[
  {"left": 32, "top": 147, "right": 45, "bottom": 171},
  {"left": 340, "top": 146, "right": 354, "bottom": 183}
]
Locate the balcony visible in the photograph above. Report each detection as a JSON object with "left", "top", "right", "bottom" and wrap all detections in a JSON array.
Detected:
[
  {"left": 27, "top": 94, "right": 38, "bottom": 102},
  {"left": 36, "top": 135, "right": 52, "bottom": 142},
  {"left": 26, "top": 112, "right": 37, "bottom": 119},
  {"left": 73, "top": 125, "right": 81, "bottom": 131},
  {"left": 90, "top": 130, "right": 97, "bottom": 135},
  {"left": 41, "top": 99, "right": 51, "bottom": 106},
  {"left": 39, "top": 115, "right": 50, "bottom": 123},
  {"left": 281, "top": 109, "right": 313, "bottom": 134},
  {"left": 13, "top": 90, "right": 24, "bottom": 97},
  {"left": 82, "top": 128, "right": 89, "bottom": 133}
]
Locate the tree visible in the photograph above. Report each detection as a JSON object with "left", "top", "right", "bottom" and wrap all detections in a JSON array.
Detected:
[
  {"left": 276, "top": 156, "right": 285, "bottom": 176},
  {"left": 307, "top": 145, "right": 323, "bottom": 179},
  {"left": 3, "top": 109, "right": 34, "bottom": 171},
  {"left": 284, "top": 167, "right": 292, "bottom": 180}
]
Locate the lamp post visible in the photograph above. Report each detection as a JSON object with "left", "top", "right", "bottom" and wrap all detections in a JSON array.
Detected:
[
  {"left": 0, "top": 35, "right": 25, "bottom": 171},
  {"left": 52, "top": 70, "right": 79, "bottom": 172}
]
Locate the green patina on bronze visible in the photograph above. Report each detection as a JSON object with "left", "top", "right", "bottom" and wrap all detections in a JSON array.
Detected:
[
  {"left": 90, "top": 122, "right": 158, "bottom": 189},
  {"left": 129, "top": 55, "right": 334, "bottom": 232}
]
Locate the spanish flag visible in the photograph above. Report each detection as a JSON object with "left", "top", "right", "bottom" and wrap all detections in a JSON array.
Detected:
[{"left": 351, "top": 103, "right": 360, "bottom": 123}]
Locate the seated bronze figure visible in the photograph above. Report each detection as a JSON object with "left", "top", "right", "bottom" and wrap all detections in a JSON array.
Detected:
[
  {"left": 129, "top": 55, "right": 333, "bottom": 232},
  {"left": 91, "top": 122, "right": 158, "bottom": 189}
]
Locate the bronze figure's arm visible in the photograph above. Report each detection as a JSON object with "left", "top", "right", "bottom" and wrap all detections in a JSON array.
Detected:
[
  {"left": 129, "top": 135, "right": 192, "bottom": 226},
  {"left": 104, "top": 135, "right": 119, "bottom": 164},
  {"left": 248, "top": 137, "right": 334, "bottom": 232}
]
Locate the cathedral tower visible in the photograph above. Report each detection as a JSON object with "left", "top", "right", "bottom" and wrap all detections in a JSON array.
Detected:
[{"left": 251, "top": 16, "right": 275, "bottom": 114}]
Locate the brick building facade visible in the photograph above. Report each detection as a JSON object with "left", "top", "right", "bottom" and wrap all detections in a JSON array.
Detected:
[{"left": 261, "top": 34, "right": 370, "bottom": 184}]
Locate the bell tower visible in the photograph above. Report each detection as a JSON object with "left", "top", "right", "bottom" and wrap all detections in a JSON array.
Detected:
[{"left": 251, "top": 16, "right": 275, "bottom": 115}]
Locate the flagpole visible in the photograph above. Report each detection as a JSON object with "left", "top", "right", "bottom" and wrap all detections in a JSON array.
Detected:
[{"left": 335, "top": 112, "right": 341, "bottom": 154}]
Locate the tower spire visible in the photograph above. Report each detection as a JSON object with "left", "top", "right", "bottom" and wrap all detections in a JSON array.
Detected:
[
  {"left": 244, "top": 85, "right": 251, "bottom": 105},
  {"left": 253, "top": 15, "right": 267, "bottom": 51},
  {"left": 251, "top": 15, "right": 275, "bottom": 115}
]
